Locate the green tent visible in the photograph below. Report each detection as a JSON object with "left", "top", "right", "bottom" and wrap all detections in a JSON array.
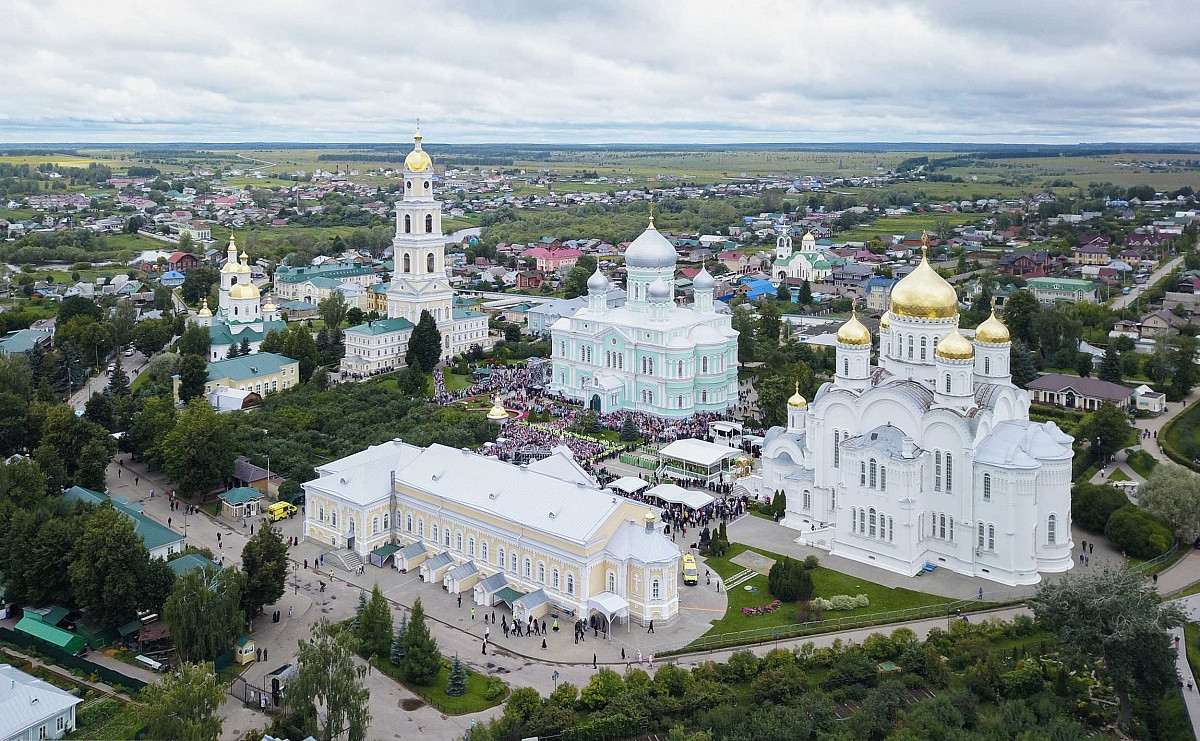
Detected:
[{"left": 15, "top": 615, "right": 87, "bottom": 654}]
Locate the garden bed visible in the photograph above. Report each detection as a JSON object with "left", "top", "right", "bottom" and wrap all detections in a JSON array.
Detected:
[{"left": 370, "top": 656, "right": 508, "bottom": 715}]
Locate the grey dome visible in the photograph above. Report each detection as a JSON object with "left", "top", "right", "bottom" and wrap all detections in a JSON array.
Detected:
[
  {"left": 624, "top": 222, "right": 678, "bottom": 269},
  {"left": 648, "top": 278, "right": 672, "bottom": 302},
  {"left": 587, "top": 267, "right": 609, "bottom": 292},
  {"left": 693, "top": 266, "right": 714, "bottom": 290}
]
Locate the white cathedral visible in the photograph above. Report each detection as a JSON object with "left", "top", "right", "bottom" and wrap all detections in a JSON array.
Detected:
[
  {"left": 547, "top": 217, "right": 739, "bottom": 417},
  {"left": 192, "top": 236, "right": 285, "bottom": 361},
  {"left": 744, "top": 243, "right": 1074, "bottom": 586}
]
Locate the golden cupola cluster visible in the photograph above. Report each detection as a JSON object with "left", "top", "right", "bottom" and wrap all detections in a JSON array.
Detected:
[
  {"left": 404, "top": 122, "right": 433, "bottom": 173},
  {"left": 974, "top": 306, "right": 1011, "bottom": 344},
  {"left": 888, "top": 235, "right": 959, "bottom": 320},
  {"left": 935, "top": 328, "right": 974, "bottom": 360},
  {"left": 787, "top": 382, "right": 807, "bottom": 409},
  {"left": 836, "top": 310, "right": 872, "bottom": 346}
]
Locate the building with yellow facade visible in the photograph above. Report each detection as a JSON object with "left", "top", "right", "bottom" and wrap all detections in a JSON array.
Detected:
[
  {"left": 303, "top": 440, "right": 681, "bottom": 625},
  {"left": 203, "top": 352, "right": 300, "bottom": 410}
]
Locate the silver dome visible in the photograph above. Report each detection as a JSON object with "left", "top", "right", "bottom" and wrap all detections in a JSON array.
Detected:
[
  {"left": 648, "top": 278, "right": 672, "bottom": 302},
  {"left": 587, "top": 267, "right": 609, "bottom": 292},
  {"left": 624, "top": 222, "right": 678, "bottom": 269},
  {"left": 693, "top": 266, "right": 714, "bottom": 290}
]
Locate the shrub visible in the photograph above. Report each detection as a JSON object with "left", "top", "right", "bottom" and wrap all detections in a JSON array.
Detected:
[
  {"left": 810, "top": 594, "right": 870, "bottom": 611},
  {"left": 1104, "top": 504, "right": 1173, "bottom": 559},
  {"left": 485, "top": 676, "right": 507, "bottom": 701},
  {"left": 767, "top": 557, "right": 815, "bottom": 602},
  {"left": 1001, "top": 664, "right": 1045, "bottom": 699},
  {"left": 824, "top": 650, "right": 879, "bottom": 690},
  {"left": 1070, "top": 482, "right": 1129, "bottom": 532},
  {"left": 803, "top": 555, "right": 820, "bottom": 570}
]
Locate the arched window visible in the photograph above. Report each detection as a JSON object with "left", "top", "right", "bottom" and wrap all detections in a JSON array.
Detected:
[
  {"left": 455, "top": 532, "right": 463, "bottom": 552},
  {"left": 880, "top": 466, "right": 887, "bottom": 491},
  {"left": 803, "top": 490, "right": 811, "bottom": 510},
  {"left": 934, "top": 451, "right": 942, "bottom": 491},
  {"left": 888, "top": 517, "right": 894, "bottom": 542},
  {"left": 869, "top": 508, "right": 877, "bottom": 537},
  {"left": 372, "top": 516, "right": 379, "bottom": 535},
  {"left": 424, "top": 180, "right": 430, "bottom": 192},
  {"left": 567, "top": 573, "right": 574, "bottom": 595},
  {"left": 984, "top": 357, "right": 991, "bottom": 374},
  {"left": 427, "top": 253, "right": 435, "bottom": 273},
  {"left": 425, "top": 214, "right": 433, "bottom": 233},
  {"left": 405, "top": 514, "right": 412, "bottom": 532},
  {"left": 939, "top": 513, "right": 946, "bottom": 539},
  {"left": 833, "top": 431, "right": 840, "bottom": 468},
  {"left": 988, "top": 524, "right": 996, "bottom": 550},
  {"left": 444, "top": 528, "right": 450, "bottom": 547},
  {"left": 319, "top": 505, "right": 325, "bottom": 522},
  {"left": 417, "top": 519, "right": 424, "bottom": 537},
  {"left": 851, "top": 508, "right": 857, "bottom": 532},
  {"left": 907, "top": 335, "right": 914, "bottom": 359},
  {"left": 869, "top": 459, "right": 877, "bottom": 488},
  {"left": 523, "top": 557, "right": 531, "bottom": 578},
  {"left": 945, "top": 374, "right": 951, "bottom": 393},
  {"left": 403, "top": 254, "right": 411, "bottom": 272},
  {"left": 702, "top": 356, "right": 708, "bottom": 373},
  {"left": 331, "top": 510, "right": 337, "bottom": 528},
  {"left": 859, "top": 509, "right": 866, "bottom": 533},
  {"left": 651, "top": 579, "right": 661, "bottom": 600},
  {"left": 382, "top": 513, "right": 390, "bottom": 530},
  {"left": 1047, "top": 514, "right": 1057, "bottom": 544},
  {"left": 481, "top": 542, "right": 488, "bottom": 563},
  {"left": 404, "top": 214, "right": 411, "bottom": 233},
  {"left": 860, "top": 461, "right": 867, "bottom": 486},
  {"left": 930, "top": 512, "right": 936, "bottom": 537},
  {"left": 607, "top": 571, "right": 616, "bottom": 592},
  {"left": 498, "top": 547, "right": 505, "bottom": 567},
  {"left": 920, "top": 336, "right": 927, "bottom": 360},
  {"left": 983, "top": 474, "right": 991, "bottom": 501},
  {"left": 432, "top": 524, "right": 438, "bottom": 542},
  {"left": 468, "top": 537, "right": 475, "bottom": 558},
  {"left": 537, "top": 563, "right": 545, "bottom": 584},
  {"left": 552, "top": 568, "right": 560, "bottom": 590},
  {"left": 945, "top": 453, "right": 954, "bottom": 493},
  {"left": 949, "top": 517, "right": 955, "bottom": 541},
  {"left": 511, "top": 552, "right": 518, "bottom": 572},
  {"left": 978, "top": 523, "right": 985, "bottom": 548}
]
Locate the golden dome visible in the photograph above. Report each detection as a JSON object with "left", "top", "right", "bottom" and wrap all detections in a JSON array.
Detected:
[
  {"left": 836, "top": 310, "right": 872, "bottom": 346},
  {"left": 404, "top": 124, "right": 432, "bottom": 173},
  {"left": 880, "top": 312, "right": 890, "bottom": 330},
  {"left": 197, "top": 299, "right": 212, "bottom": 318},
  {"left": 974, "top": 307, "right": 1010, "bottom": 344},
  {"left": 787, "top": 382, "right": 807, "bottom": 409},
  {"left": 230, "top": 282, "right": 260, "bottom": 300},
  {"left": 263, "top": 301, "right": 277, "bottom": 313},
  {"left": 935, "top": 328, "right": 974, "bottom": 360},
  {"left": 486, "top": 394, "right": 508, "bottom": 421},
  {"left": 889, "top": 242, "right": 959, "bottom": 320}
]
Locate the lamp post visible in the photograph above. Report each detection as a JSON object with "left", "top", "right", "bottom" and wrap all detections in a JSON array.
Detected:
[
  {"left": 294, "top": 560, "right": 299, "bottom": 595},
  {"left": 552, "top": 670, "right": 560, "bottom": 691}
]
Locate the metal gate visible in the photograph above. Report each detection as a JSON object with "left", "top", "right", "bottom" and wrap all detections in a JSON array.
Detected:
[{"left": 228, "top": 676, "right": 282, "bottom": 714}]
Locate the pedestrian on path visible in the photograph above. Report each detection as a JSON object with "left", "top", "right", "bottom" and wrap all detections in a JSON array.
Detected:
[
  {"left": 135, "top": 476, "right": 139, "bottom": 485},
  {"left": 458, "top": 594, "right": 462, "bottom": 608},
  {"left": 541, "top": 637, "right": 547, "bottom": 650},
  {"left": 482, "top": 640, "right": 487, "bottom": 655},
  {"left": 485, "top": 626, "right": 490, "bottom": 640},
  {"left": 647, "top": 620, "right": 654, "bottom": 634},
  {"left": 471, "top": 607, "right": 475, "bottom": 620},
  {"left": 288, "top": 605, "right": 293, "bottom": 618},
  {"left": 593, "top": 653, "right": 597, "bottom": 669}
]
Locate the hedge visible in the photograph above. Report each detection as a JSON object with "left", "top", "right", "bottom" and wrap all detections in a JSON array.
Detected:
[
  {"left": 1104, "top": 504, "right": 1173, "bottom": 559},
  {"left": 1070, "top": 482, "right": 1129, "bottom": 532}
]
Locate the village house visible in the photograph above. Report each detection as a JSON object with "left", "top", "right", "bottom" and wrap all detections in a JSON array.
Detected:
[{"left": 1026, "top": 373, "right": 1133, "bottom": 411}]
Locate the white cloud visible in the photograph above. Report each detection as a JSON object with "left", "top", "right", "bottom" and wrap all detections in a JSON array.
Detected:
[{"left": 1, "top": 0, "right": 1198, "bottom": 142}]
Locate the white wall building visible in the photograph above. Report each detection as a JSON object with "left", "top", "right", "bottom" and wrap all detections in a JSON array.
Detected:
[
  {"left": 740, "top": 243, "right": 1074, "bottom": 587},
  {"left": 0, "top": 665, "right": 82, "bottom": 740},
  {"left": 192, "top": 236, "right": 285, "bottom": 361},
  {"left": 772, "top": 232, "right": 832, "bottom": 284},
  {"left": 303, "top": 441, "right": 682, "bottom": 625}
]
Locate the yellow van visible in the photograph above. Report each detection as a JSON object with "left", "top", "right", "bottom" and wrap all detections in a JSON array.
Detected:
[
  {"left": 682, "top": 554, "right": 698, "bottom": 585},
  {"left": 267, "top": 502, "right": 297, "bottom": 522}
]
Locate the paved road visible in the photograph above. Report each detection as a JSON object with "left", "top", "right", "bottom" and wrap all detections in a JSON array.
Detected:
[
  {"left": 1110, "top": 251, "right": 1186, "bottom": 310},
  {"left": 68, "top": 350, "right": 148, "bottom": 411},
  {"left": 1170, "top": 594, "right": 1200, "bottom": 740}
]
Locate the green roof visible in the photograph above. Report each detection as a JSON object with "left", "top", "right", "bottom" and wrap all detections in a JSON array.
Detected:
[
  {"left": 1026, "top": 277, "right": 1095, "bottom": 290},
  {"left": 167, "top": 553, "right": 221, "bottom": 577},
  {"left": 208, "top": 320, "right": 288, "bottom": 347},
  {"left": 274, "top": 264, "right": 374, "bottom": 283},
  {"left": 495, "top": 587, "right": 524, "bottom": 605},
  {"left": 235, "top": 634, "right": 254, "bottom": 648},
  {"left": 346, "top": 317, "right": 414, "bottom": 336},
  {"left": 207, "top": 352, "right": 297, "bottom": 383},
  {"left": 220, "top": 487, "right": 263, "bottom": 505},
  {"left": 117, "top": 619, "right": 144, "bottom": 637},
  {"left": 64, "top": 486, "right": 183, "bottom": 553},
  {"left": 453, "top": 307, "right": 486, "bottom": 320},
  {"left": 371, "top": 544, "right": 400, "bottom": 557},
  {"left": 24, "top": 605, "right": 69, "bottom": 626},
  {"left": 0, "top": 328, "right": 52, "bottom": 355},
  {"left": 16, "top": 615, "right": 87, "bottom": 654}
]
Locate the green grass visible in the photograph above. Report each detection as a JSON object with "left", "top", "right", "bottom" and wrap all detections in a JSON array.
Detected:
[
  {"left": 69, "top": 697, "right": 147, "bottom": 740},
  {"left": 701, "top": 543, "right": 947, "bottom": 636},
  {"left": 1127, "top": 449, "right": 1158, "bottom": 478},
  {"left": 1107, "top": 469, "right": 1131, "bottom": 482},
  {"left": 836, "top": 213, "right": 979, "bottom": 242},
  {"left": 371, "top": 656, "right": 507, "bottom": 715}
]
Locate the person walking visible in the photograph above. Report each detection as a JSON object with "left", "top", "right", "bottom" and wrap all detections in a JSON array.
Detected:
[
  {"left": 482, "top": 640, "right": 487, "bottom": 655},
  {"left": 541, "top": 637, "right": 547, "bottom": 650},
  {"left": 647, "top": 620, "right": 654, "bottom": 634},
  {"left": 458, "top": 594, "right": 462, "bottom": 608},
  {"left": 471, "top": 607, "right": 475, "bottom": 620},
  {"left": 593, "top": 653, "right": 597, "bottom": 669}
]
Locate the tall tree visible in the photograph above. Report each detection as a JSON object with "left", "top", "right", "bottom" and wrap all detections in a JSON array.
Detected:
[
  {"left": 108, "top": 354, "right": 131, "bottom": 398},
  {"left": 127, "top": 396, "right": 177, "bottom": 470},
  {"left": 259, "top": 329, "right": 286, "bottom": 355},
  {"left": 1001, "top": 289, "right": 1040, "bottom": 347},
  {"left": 1029, "top": 568, "right": 1184, "bottom": 728},
  {"left": 240, "top": 522, "right": 289, "bottom": 621},
  {"left": 1168, "top": 334, "right": 1198, "bottom": 401},
  {"left": 178, "top": 324, "right": 212, "bottom": 358},
  {"left": 357, "top": 584, "right": 394, "bottom": 660},
  {"left": 405, "top": 310, "right": 442, "bottom": 372},
  {"left": 400, "top": 597, "right": 442, "bottom": 686},
  {"left": 797, "top": 280, "right": 813, "bottom": 306},
  {"left": 1098, "top": 345, "right": 1122, "bottom": 383},
  {"left": 286, "top": 618, "right": 372, "bottom": 741},
  {"left": 318, "top": 291, "right": 349, "bottom": 330},
  {"left": 164, "top": 566, "right": 246, "bottom": 663},
  {"left": 1137, "top": 462, "right": 1200, "bottom": 546},
  {"left": 162, "top": 398, "right": 235, "bottom": 498},
  {"left": 76, "top": 438, "right": 112, "bottom": 491},
  {"left": 83, "top": 392, "right": 116, "bottom": 430},
  {"left": 1008, "top": 341, "right": 1039, "bottom": 388},
  {"left": 562, "top": 265, "right": 591, "bottom": 299},
  {"left": 756, "top": 300, "right": 783, "bottom": 346},
  {"left": 69, "top": 503, "right": 149, "bottom": 622},
  {"left": 1078, "top": 402, "right": 1135, "bottom": 464},
  {"left": 283, "top": 325, "right": 320, "bottom": 383},
  {"left": 142, "top": 662, "right": 224, "bottom": 741},
  {"left": 108, "top": 300, "right": 138, "bottom": 350},
  {"left": 177, "top": 353, "right": 209, "bottom": 403}
]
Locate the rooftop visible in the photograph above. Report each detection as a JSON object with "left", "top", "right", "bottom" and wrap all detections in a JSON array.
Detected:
[{"left": 207, "top": 352, "right": 298, "bottom": 383}]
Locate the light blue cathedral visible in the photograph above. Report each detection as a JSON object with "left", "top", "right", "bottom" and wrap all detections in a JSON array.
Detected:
[{"left": 548, "top": 217, "right": 740, "bottom": 418}]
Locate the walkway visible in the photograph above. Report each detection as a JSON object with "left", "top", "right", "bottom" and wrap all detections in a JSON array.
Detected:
[{"left": 1169, "top": 594, "right": 1200, "bottom": 741}]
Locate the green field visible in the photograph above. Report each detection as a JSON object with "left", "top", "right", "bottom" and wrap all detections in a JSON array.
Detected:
[
  {"left": 837, "top": 212, "right": 980, "bottom": 241},
  {"left": 370, "top": 655, "right": 508, "bottom": 715},
  {"left": 701, "top": 543, "right": 947, "bottom": 637}
]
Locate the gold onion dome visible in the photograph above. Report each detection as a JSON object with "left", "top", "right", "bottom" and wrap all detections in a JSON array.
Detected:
[
  {"left": 787, "top": 382, "right": 807, "bottom": 409},
  {"left": 975, "top": 307, "right": 1011, "bottom": 344},
  {"left": 836, "top": 310, "right": 872, "bottom": 346},
  {"left": 889, "top": 236, "right": 959, "bottom": 319},
  {"left": 880, "top": 312, "right": 891, "bottom": 330},
  {"left": 197, "top": 299, "right": 212, "bottom": 318},
  {"left": 230, "top": 282, "right": 260, "bottom": 299},
  {"left": 263, "top": 300, "right": 277, "bottom": 312},
  {"left": 486, "top": 394, "right": 508, "bottom": 421},
  {"left": 404, "top": 123, "right": 433, "bottom": 173},
  {"left": 936, "top": 328, "right": 975, "bottom": 360}
]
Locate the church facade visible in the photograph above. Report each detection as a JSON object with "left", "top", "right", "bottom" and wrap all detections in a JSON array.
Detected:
[
  {"left": 547, "top": 218, "right": 739, "bottom": 418},
  {"left": 743, "top": 242, "right": 1074, "bottom": 586},
  {"left": 773, "top": 232, "right": 831, "bottom": 284},
  {"left": 192, "top": 236, "right": 285, "bottom": 361}
]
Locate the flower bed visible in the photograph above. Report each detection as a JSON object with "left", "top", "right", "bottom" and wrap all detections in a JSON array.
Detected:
[{"left": 742, "top": 600, "right": 782, "bottom": 616}]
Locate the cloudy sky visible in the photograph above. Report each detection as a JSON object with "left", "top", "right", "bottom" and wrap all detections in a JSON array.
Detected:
[{"left": 4, "top": 0, "right": 1200, "bottom": 144}]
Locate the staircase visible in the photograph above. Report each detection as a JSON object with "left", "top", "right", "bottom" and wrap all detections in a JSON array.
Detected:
[
  {"left": 724, "top": 568, "right": 757, "bottom": 589},
  {"left": 326, "top": 548, "right": 363, "bottom": 573},
  {"left": 732, "top": 475, "right": 762, "bottom": 500}
]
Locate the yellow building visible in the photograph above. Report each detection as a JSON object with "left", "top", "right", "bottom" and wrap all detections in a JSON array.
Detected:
[
  {"left": 304, "top": 441, "right": 681, "bottom": 626},
  {"left": 204, "top": 352, "right": 300, "bottom": 400}
]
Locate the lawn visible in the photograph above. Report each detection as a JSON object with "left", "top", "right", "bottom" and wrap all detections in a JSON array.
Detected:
[
  {"left": 1106, "top": 469, "right": 1131, "bottom": 482},
  {"left": 1185, "top": 623, "right": 1200, "bottom": 683},
  {"left": 371, "top": 656, "right": 508, "bottom": 715},
  {"left": 69, "top": 697, "right": 147, "bottom": 740},
  {"left": 1127, "top": 449, "right": 1158, "bottom": 479},
  {"left": 837, "top": 213, "right": 979, "bottom": 242},
  {"left": 700, "top": 543, "right": 947, "bottom": 637}
]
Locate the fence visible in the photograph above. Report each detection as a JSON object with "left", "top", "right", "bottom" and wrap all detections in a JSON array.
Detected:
[
  {"left": 229, "top": 675, "right": 282, "bottom": 714},
  {"left": 0, "top": 626, "right": 147, "bottom": 692}
]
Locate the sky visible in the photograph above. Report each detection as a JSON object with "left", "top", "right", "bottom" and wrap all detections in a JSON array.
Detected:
[{"left": 4, "top": 0, "right": 1200, "bottom": 144}]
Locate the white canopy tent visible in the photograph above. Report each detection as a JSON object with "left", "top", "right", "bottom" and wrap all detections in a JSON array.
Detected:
[
  {"left": 646, "top": 483, "right": 715, "bottom": 511},
  {"left": 588, "top": 591, "right": 631, "bottom": 636},
  {"left": 609, "top": 476, "right": 650, "bottom": 496}
]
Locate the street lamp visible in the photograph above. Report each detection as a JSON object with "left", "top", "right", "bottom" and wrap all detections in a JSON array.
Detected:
[{"left": 552, "top": 670, "right": 560, "bottom": 690}]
